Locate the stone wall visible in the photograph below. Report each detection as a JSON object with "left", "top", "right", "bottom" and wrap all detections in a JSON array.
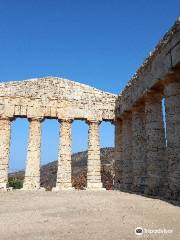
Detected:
[{"left": 114, "top": 18, "right": 180, "bottom": 201}]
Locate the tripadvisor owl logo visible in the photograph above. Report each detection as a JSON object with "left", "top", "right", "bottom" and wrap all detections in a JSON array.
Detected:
[{"left": 135, "top": 227, "right": 143, "bottom": 235}]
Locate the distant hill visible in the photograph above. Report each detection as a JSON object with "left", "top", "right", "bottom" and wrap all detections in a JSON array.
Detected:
[{"left": 9, "top": 147, "right": 115, "bottom": 190}]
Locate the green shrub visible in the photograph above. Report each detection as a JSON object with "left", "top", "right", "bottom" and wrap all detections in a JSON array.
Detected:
[{"left": 8, "top": 177, "right": 23, "bottom": 189}]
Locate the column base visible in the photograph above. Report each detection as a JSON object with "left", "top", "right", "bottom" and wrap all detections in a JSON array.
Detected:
[
  {"left": 165, "top": 189, "right": 180, "bottom": 201},
  {"left": 0, "top": 187, "right": 13, "bottom": 192},
  {"left": 21, "top": 187, "right": 45, "bottom": 192},
  {"left": 114, "top": 183, "right": 126, "bottom": 191},
  {"left": 52, "top": 186, "right": 74, "bottom": 192},
  {"left": 132, "top": 184, "right": 145, "bottom": 194},
  {"left": 86, "top": 182, "right": 106, "bottom": 191},
  {"left": 0, "top": 182, "right": 13, "bottom": 191},
  {"left": 144, "top": 185, "right": 160, "bottom": 196},
  {"left": 86, "top": 187, "right": 106, "bottom": 191},
  {"left": 122, "top": 183, "right": 132, "bottom": 192}
]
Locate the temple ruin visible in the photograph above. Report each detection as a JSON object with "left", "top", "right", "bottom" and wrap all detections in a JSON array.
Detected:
[{"left": 0, "top": 18, "right": 179, "bottom": 200}]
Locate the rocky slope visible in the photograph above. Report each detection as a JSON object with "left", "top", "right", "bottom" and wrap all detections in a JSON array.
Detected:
[{"left": 10, "top": 147, "right": 115, "bottom": 190}]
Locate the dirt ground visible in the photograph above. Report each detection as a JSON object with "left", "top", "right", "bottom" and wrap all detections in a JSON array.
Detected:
[{"left": 0, "top": 191, "right": 179, "bottom": 240}]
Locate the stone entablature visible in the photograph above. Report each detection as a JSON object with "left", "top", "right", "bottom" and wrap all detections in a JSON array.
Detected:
[
  {"left": 117, "top": 18, "right": 180, "bottom": 116},
  {"left": 0, "top": 77, "right": 117, "bottom": 121}
]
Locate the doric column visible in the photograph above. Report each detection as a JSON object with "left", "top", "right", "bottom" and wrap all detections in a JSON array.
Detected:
[
  {"left": 121, "top": 112, "right": 133, "bottom": 191},
  {"left": 23, "top": 117, "right": 43, "bottom": 191},
  {"left": 0, "top": 117, "right": 11, "bottom": 191},
  {"left": 144, "top": 92, "right": 167, "bottom": 196},
  {"left": 53, "top": 119, "right": 73, "bottom": 191},
  {"left": 86, "top": 120, "right": 104, "bottom": 190},
  {"left": 114, "top": 118, "right": 123, "bottom": 190},
  {"left": 164, "top": 80, "right": 180, "bottom": 200},
  {"left": 131, "top": 105, "right": 147, "bottom": 193}
]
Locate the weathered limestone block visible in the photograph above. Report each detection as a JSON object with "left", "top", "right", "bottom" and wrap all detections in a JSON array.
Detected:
[
  {"left": 164, "top": 80, "right": 180, "bottom": 200},
  {"left": 23, "top": 118, "right": 43, "bottom": 190},
  {"left": 20, "top": 105, "right": 27, "bottom": 116},
  {"left": 114, "top": 119, "right": 123, "bottom": 190},
  {"left": 50, "top": 106, "right": 57, "bottom": 118},
  {"left": 53, "top": 119, "right": 73, "bottom": 190},
  {"left": 0, "top": 104, "right": 5, "bottom": 115},
  {"left": 144, "top": 92, "right": 167, "bottom": 195},
  {"left": 14, "top": 105, "right": 21, "bottom": 116},
  {"left": 121, "top": 112, "right": 133, "bottom": 191},
  {"left": 0, "top": 118, "right": 11, "bottom": 190},
  {"left": 86, "top": 120, "right": 104, "bottom": 190},
  {"left": 131, "top": 105, "right": 147, "bottom": 193},
  {"left": 27, "top": 106, "right": 44, "bottom": 119},
  {"left": 43, "top": 106, "right": 51, "bottom": 117},
  {"left": 0, "top": 77, "right": 117, "bottom": 122},
  {"left": 3, "top": 105, "right": 14, "bottom": 118}
]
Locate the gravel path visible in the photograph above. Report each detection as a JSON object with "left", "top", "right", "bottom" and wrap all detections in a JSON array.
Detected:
[{"left": 0, "top": 191, "right": 179, "bottom": 240}]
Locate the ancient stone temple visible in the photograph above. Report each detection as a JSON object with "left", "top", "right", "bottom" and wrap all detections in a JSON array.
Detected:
[
  {"left": 114, "top": 18, "right": 180, "bottom": 200},
  {"left": 0, "top": 77, "right": 116, "bottom": 191},
  {"left": 0, "top": 18, "right": 179, "bottom": 200}
]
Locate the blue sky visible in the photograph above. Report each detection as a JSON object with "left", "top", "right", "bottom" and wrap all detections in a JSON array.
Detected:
[{"left": 0, "top": 0, "right": 179, "bottom": 171}]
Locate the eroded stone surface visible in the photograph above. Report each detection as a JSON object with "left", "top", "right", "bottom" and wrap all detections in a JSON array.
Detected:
[
  {"left": 54, "top": 119, "right": 73, "bottom": 190},
  {"left": 164, "top": 81, "right": 180, "bottom": 200},
  {"left": 114, "top": 119, "right": 123, "bottom": 189},
  {"left": 0, "top": 118, "right": 11, "bottom": 190},
  {"left": 121, "top": 113, "right": 133, "bottom": 191},
  {"left": 144, "top": 93, "right": 167, "bottom": 195},
  {"left": 87, "top": 121, "right": 104, "bottom": 190},
  {"left": 23, "top": 118, "right": 43, "bottom": 190},
  {"left": 0, "top": 77, "right": 117, "bottom": 121},
  {"left": 131, "top": 105, "right": 147, "bottom": 193}
]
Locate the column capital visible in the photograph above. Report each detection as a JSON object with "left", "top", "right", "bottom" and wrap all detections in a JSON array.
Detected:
[
  {"left": 131, "top": 103, "right": 145, "bottom": 113},
  {"left": 86, "top": 119, "right": 102, "bottom": 125},
  {"left": 28, "top": 117, "right": 44, "bottom": 122},
  {"left": 58, "top": 118, "right": 73, "bottom": 124},
  {"left": 163, "top": 71, "right": 180, "bottom": 85},
  {"left": 121, "top": 111, "right": 132, "bottom": 120},
  {"left": 0, "top": 116, "right": 14, "bottom": 121},
  {"left": 143, "top": 90, "right": 163, "bottom": 103},
  {"left": 164, "top": 81, "right": 180, "bottom": 97},
  {"left": 109, "top": 119, "right": 115, "bottom": 125},
  {"left": 114, "top": 117, "right": 122, "bottom": 122}
]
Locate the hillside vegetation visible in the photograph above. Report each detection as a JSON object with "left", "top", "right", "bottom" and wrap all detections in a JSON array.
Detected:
[{"left": 9, "top": 147, "right": 115, "bottom": 190}]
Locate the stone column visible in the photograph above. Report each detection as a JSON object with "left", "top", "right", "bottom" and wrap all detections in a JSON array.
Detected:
[
  {"left": 114, "top": 118, "right": 123, "bottom": 190},
  {"left": 23, "top": 117, "right": 44, "bottom": 191},
  {"left": 164, "top": 80, "right": 180, "bottom": 200},
  {"left": 131, "top": 105, "right": 147, "bottom": 193},
  {"left": 86, "top": 120, "right": 104, "bottom": 190},
  {"left": 53, "top": 119, "right": 73, "bottom": 191},
  {"left": 144, "top": 92, "right": 167, "bottom": 196},
  {"left": 121, "top": 112, "right": 133, "bottom": 191},
  {"left": 0, "top": 117, "right": 11, "bottom": 191}
]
